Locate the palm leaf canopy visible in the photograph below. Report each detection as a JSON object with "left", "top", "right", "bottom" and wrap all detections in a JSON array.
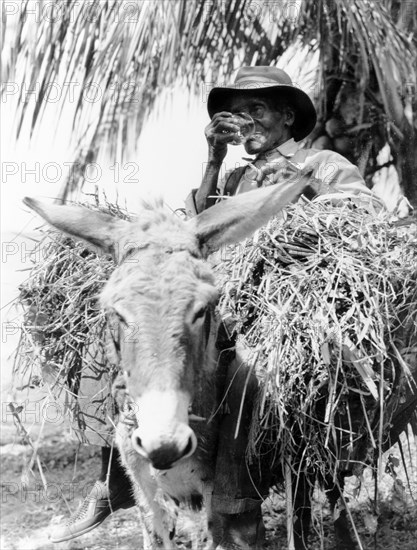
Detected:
[{"left": 3, "top": 0, "right": 416, "bottom": 190}]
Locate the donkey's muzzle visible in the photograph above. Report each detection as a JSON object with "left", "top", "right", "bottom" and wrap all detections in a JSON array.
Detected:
[{"left": 131, "top": 426, "right": 197, "bottom": 469}]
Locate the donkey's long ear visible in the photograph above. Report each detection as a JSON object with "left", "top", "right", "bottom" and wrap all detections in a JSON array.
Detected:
[
  {"left": 188, "top": 177, "right": 309, "bottom": 256},
  {"left": 23, "top": 198, "right": 129, "bottom": 256}
]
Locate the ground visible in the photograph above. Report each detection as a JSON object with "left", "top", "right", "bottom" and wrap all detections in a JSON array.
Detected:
[{"left": 1, "top": 408, "right": 416, "bottom": 550}]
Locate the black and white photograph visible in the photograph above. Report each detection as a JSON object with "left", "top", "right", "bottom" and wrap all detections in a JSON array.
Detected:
[{"left": 1, "top": 1, "right": 416, "bottom": 549}]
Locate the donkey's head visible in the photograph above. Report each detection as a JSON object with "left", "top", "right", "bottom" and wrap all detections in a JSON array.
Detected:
[{"left": 24, "top": 176, "right": 309, "bottom": 469}]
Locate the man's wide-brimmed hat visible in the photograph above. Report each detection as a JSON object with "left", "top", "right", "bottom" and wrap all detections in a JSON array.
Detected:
[{"left": 207, "top": 66, "right": 317, "bottom": 141}]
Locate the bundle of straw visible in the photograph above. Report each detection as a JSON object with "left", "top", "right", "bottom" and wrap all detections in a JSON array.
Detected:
[
  {"left": 14, "top": 199, "right": 131, "bottom": 393},
  {"left": 216, "top": 198, "right": 417, "bottom": 477}
]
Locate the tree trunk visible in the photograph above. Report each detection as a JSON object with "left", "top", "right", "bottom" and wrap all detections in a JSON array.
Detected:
[{"left": 397, "top": 121, "right": 417, "bottom": 209}]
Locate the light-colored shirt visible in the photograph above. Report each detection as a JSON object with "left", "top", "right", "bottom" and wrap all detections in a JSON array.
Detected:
[{"left": 185, "top": 139, "right": 384, "bottom": 216}]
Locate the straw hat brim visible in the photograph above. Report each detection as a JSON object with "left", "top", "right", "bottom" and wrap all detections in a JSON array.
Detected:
[{"left": 207, "top": 84, "right": 317, "bottom": 142}]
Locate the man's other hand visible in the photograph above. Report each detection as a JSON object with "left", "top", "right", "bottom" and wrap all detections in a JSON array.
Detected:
[{"left": 255, "top": 160, "right": 316, "bottom": 189}]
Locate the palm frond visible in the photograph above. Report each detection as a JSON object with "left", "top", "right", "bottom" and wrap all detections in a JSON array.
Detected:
[{"left": 2, "top": 0, "right": 415, "bottom": 198}]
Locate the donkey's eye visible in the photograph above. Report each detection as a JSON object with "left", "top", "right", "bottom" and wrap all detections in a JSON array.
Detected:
[{"left": 191, "top": 306, "right": 207, "bottom": 324}]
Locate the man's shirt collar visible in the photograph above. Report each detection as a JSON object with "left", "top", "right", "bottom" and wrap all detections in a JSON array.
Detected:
[
  {"left": 262, "top": 138, "right": 299, "bottom": 160},
  {"left": 273, "top": 138, "right": 299, "bottom": 158}
]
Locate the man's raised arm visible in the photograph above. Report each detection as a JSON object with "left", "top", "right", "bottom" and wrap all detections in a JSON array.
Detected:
[{"left": 193, "top": 112, "right": 240, "bottom": 214}]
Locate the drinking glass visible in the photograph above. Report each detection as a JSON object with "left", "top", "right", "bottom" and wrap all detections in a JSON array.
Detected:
[{"left": 228, "top": 113, "right": 255, "bottom": 145}]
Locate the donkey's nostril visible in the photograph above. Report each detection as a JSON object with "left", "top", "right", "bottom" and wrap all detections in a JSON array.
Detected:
[
  {"left": 131, "top": 429, "right": 148, "bottom": 458},
  {"left": 181, "top": 431, "right": 197, "bottom": 459},
  {"left": 183, "top": 436, "right": 193, "bottom": 457},
  {"left": 183, "top": 437, "right": 193, "bottom": 456}
]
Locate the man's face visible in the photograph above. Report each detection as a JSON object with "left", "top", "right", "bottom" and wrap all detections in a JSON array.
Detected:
[{"left": 228, "top": 95, "right": 293, "bottom": 155}]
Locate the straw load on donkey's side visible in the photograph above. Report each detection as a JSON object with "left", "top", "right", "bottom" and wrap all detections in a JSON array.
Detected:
[
  {"left": 15, "top": 201, "right": 131, "bottom": 408},
  {"left": 15, "top": 197, "right": 417, "bottom": 540},
  {"left": 214, "top": 199, "right": 417, "bottom": 481}
]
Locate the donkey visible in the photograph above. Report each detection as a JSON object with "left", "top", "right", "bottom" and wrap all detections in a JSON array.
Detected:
[
  {"left": 23, "top": 183, "right": 416, "bottom": 550},
  {"left": 24, "top": 176, "right": 311, "bottom": 549}
]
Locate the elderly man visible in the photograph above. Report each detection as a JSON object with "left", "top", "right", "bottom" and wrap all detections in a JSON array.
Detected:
[{"left": 188, "top": 66, "right": 382, "bottom": 216}]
